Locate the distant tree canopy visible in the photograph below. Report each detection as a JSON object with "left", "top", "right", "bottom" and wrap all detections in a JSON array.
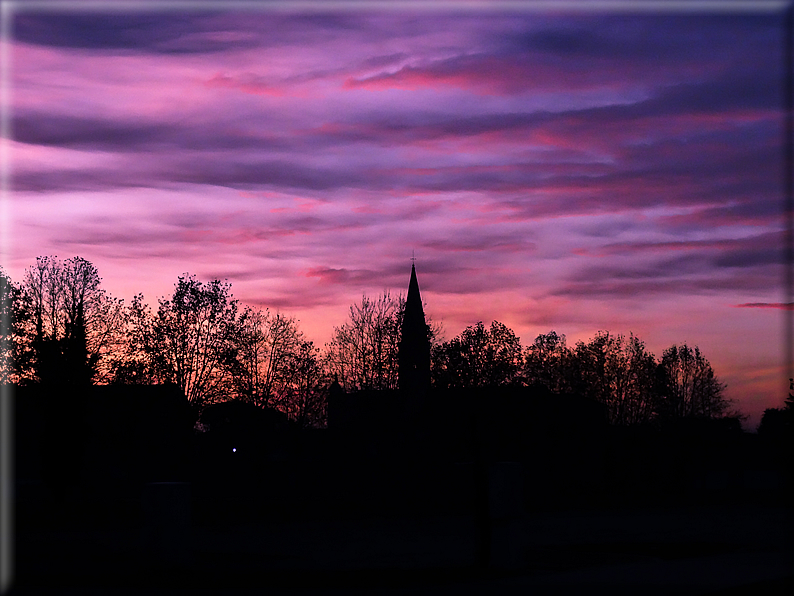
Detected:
[
  {"left": 521, "top": 330, "right": 727, "bottom": 425},
  {"left": 1, "top": 255, "right": 735, "bottom": 428},
  {"left": 430, "top": 324, "right": 728, "bottom": 425},
  {"left": 431, "top": 321, "right": 523, "bottom": 389},
  {"left": 656, "top": 343, "right": 728, "bottom": 420}
]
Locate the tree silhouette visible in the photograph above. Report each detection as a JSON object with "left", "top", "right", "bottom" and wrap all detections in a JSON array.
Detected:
[
  {"left": 228, "top": 306, "right": 310, "bottom": 409},
  {"left": 656, "top": 343, "right": 727, "bottom": 420},
  {"left": 522, "top": 331, "right": 573, "bottom": 394},
  {"left": 110, "top": 283, "right": 327, "bottom": 424},
  {"left": 18, "top": 256, "right": 124, "bottom": 385},
  {"left": 6, "top": 253, "right": 736, "bottom": 433},
  {"left": 108, "top": 293, "right": 157, "bottom": 385},
  {"left": 155, "top": 275, "right": 241, "bottom": 406},
  {"left": 324, "top": 291, "right": 404, "bottom": 391},
  {"left": 431, "top": 321, "right": 523, "bottom": 389},
  {"left": 758, "top": 378, "right": 794, "bottom": 434},
  {"left": 0, "top": 268, "right": 22, "bottom": 384},
  {"left": 282, "top": 339, "right": 327, "bottom": 428},
  {"left": 115, "top": 275, "right": 239, "bottom": 407},
  {"left": 569, "top": 332, "right": 659, "bottom": 425}
]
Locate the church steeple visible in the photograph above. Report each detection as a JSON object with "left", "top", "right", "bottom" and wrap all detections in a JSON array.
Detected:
[{"left": 399, "top": 261, "right": 431, "bottom": 393}]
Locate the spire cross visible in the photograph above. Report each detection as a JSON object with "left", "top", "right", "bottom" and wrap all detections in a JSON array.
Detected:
[{"left": 411, "top": 250, "right": 416, "bottom": 264}]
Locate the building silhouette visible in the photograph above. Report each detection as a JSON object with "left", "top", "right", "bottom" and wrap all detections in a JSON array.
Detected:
[{"left": 398, "top": 262, "right": 431, "bottom": 393}]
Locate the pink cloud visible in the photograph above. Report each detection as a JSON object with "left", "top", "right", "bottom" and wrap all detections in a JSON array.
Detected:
[
  {"left": 342, "top": 57, "right": 524, "bottom": 95},
  {"left": 734, "top": 303, "right": 794, "bottom": 310},
  {"left": 304, "top": 267, "right": 352, "bottom": 286},
  {"left": 341, "top": 52, "right": 687, "bottom": 97},
  {"left": 205, "top": 72, "right": 285, "bottom": 97}
]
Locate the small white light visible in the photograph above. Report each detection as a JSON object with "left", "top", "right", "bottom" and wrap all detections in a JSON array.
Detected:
[{"left": 232, "top": 447, "right": 237, "bottom": 453}]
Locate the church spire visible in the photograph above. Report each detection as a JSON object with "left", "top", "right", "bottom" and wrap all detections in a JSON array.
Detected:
[{"left": 399, "top": 260, "right": 430, "bottom": 393}]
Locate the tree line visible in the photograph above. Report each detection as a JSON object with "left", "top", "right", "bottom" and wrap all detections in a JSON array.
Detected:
[{"left": 1, "top": 256, "right": 732, "bottom": 427}]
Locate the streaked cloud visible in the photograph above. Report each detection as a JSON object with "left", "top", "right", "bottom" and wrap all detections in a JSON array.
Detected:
[{"left": 735, "top": 303, "right": 794, "bottom": 310}]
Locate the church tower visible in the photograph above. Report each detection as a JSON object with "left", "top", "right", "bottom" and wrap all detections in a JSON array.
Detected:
[{"left": 398, "top": 261, "right": 431, "bottom": 393}]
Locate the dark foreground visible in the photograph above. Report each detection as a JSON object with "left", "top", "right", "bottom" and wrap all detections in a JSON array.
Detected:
[
  {"left": 9, "top": 384, "right": 794, "bottom": 594},
  {"left": 10, "top": 502, "right": 794, "bottom": 595}
]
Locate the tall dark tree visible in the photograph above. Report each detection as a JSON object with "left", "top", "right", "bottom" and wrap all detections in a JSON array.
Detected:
[
  {"left": 19, "top": 256, "right": 123, "bottom": 385},
  {"left": 656, "top": 343, "right": 727, "bottom": 420},
  {"left": 154, "top": 275, "right": 240, "bottom": 406},
  {"left": 282, "top": 339, "right": 328, "bottom": 428},
  {"left": 324, "top": 291, "right": 404, "bottom": 391},
  {"left": 568, "top": 331, "right": 659, "bottom": 425},
  {"left": 108, "top": 293, "right": 158, "bottom": 385},
  {"left": 114, "top": 275, "right": 239, "bottom": 407},
  {"left": 228, "top": 306, "right": 309, "bottom": 409},
  {"left": 432, "top": 321, "right": 522, "bottom": 389},
  {"left": 523, "top": 331, "right": 573, "bottom": 393}
]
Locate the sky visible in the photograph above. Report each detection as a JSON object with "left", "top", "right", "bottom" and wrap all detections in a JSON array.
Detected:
[{"left": 1, "top": 1, "right": 791, "bottom": 429}]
